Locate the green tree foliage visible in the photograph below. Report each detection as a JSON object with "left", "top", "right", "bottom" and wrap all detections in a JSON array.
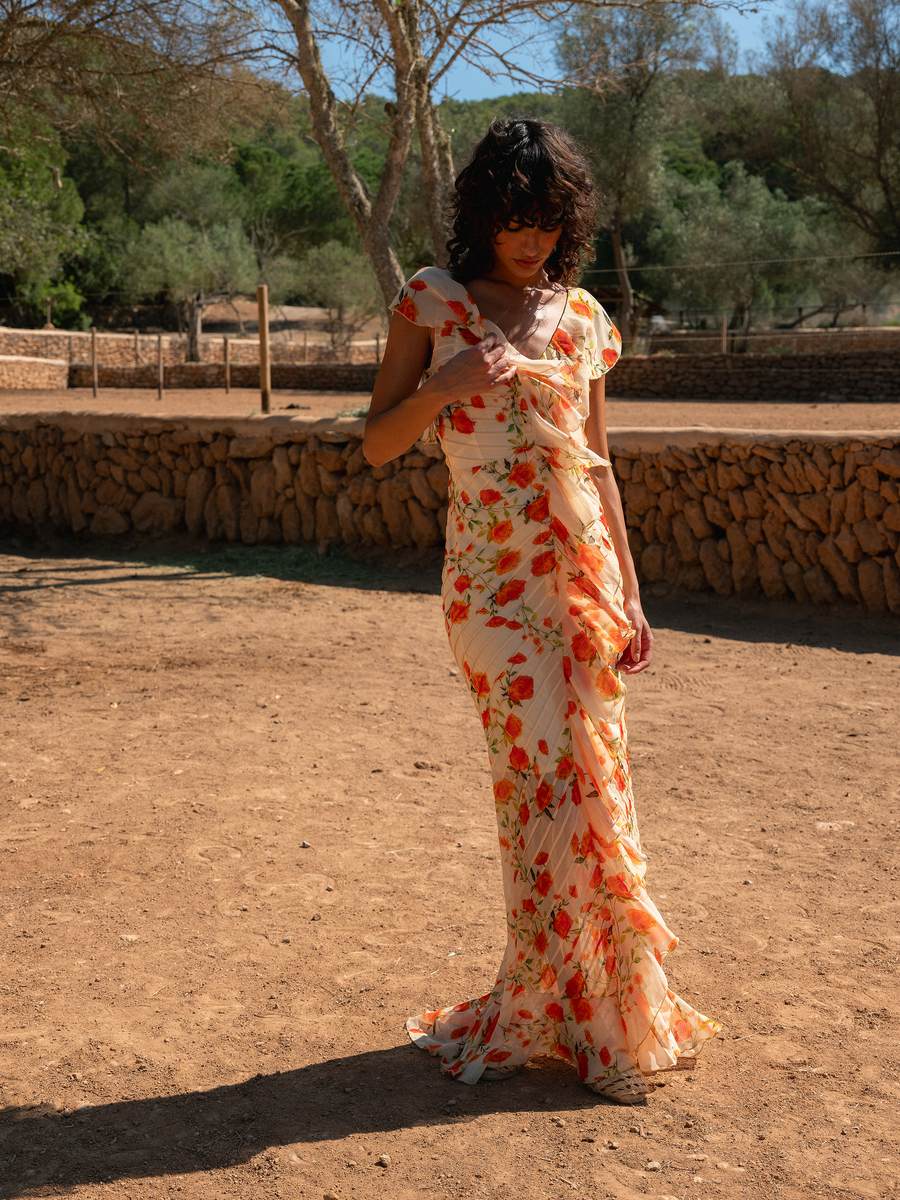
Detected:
[{"left": 294, "top": 241, "right": 383, "bottom": 347}]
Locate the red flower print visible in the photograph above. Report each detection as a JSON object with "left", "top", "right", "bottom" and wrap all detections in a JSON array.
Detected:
[
  {"left": 525, "top": 493, "right": 550, "bottom": 522},
  {"left": 550, "top": 517, "right": 569, "bottom": 542},
  {"left": 571, "top": 779, "right": 582, "bottom": 805},
  {"left": 459, "top": 326, "right": 482, "bottom": 346},
  {"left": 481, "top": 709, "right": 490, "bottom": 728},
  {"left": 599, "top": 1046, "right": 611, "bottom": 1067},
  {"left": 535, "top": 781, "right": 553, "bottom": 811},
  {"left": 471, "top": 395, "right": 486, "bottom": 408},
  {"left": 395, "top": 295, "right": 419, "bottom": 323},
  {"left": 506, "top": 620, "right": 523, "bottom": 630},
  {"left": 506, "top": 714, "right": 523, "bottom": 739},
  {"left": 446, "top": 599, "right": 470, "bottom": 624},
  {"left": 601, "top": 346, "right": 618, "bottom": 368},
  {"left": 453, "top": 574, "right": 471, "bottom": 594},
  {"left": 490, "top": 520, "right": 514, "bottom": 544},
  {"left": 538, "top": 739, "right": 549, "bottom": 755},
  {"left": 569, "top": 298, "right": 592, "bottom": 318},
  {"left": 565, "top": 971, "right": 585, "bottom": 998},
  {"left": 577, "top": 1051, "right": 589, "bottom": 1080},
  {"left": 496, "top": 549, "right": 521, "bottom": 575},
  {"left": 471, "top": 672, "right": 490, "bottom": 697},
  {"left": 535, "top": 929, "right": 549, "bottom": 956},
  {"left": 531, "top": 550, "right": 557, "bottom": 576},
  {"left": 508, "top": 652, "right": 527, "bottom": 665},
  {"left": 484, "top": 1048, "right": 512, "bottom": 1064},
  {"left": 605, "top": 954, "right": 616, "bottom": 978},
  {"left": 479, "top": 488, "right": 502, "bottom": 504},
  {"left": 570, "top": 996, "right": 593, "bottom": 1024},
  {"left": 484, "top": 1012, "right": 501, "bottom": 1042},
  {"left": 554, "top": 910, "right": 573, "bottom": 939},
  {"left": 519, "top": 801, "right": 530, "bottom": 826},
  {"left": 598, "top": 669, "right": 620, "bottom": 698},
  {"left": 532, "top": 529, "right": 551, "bottom": 546},
  {"left": 535, "top": 869, "right": 554, "bottom": 897},
  {"left": 408, "top": 279, "right": 427, "bottom": 291},
  {"left": 551, "top": 328, "right": 577, "bottom": 355},
  {"left": 508, "top": 675, "right": 533, "bottom": 703},
  {"left": 446, "top": 299, "right": 469, "bottom": 322},
  {"left": 450, "top": 408, "right": 475, "bottom": 434},
  {"left": 485, "top": 615, "right": 507, "bottom": 628},
  {"left": 627, "top": 909, "right": 658, "bottom": 934},
  {"left": 545, "top": 1001, "right": 564, "bottom": 1022},
  {"left": 509, "top": 745, "right": 529, "bottom": 773},
  {"left": 563, "top": 655, "right": 572, "bottom": 682},
  {"left": 517, "top": 1008, "right": 534, "bottom": 1020},
  {"left": 495, "top": 578, "right": 526, "bottom": 606},
  {"left": 571, "top": 631, "right": 593, "bottom": 662},
  {"left": 508, "top": 461, "right": 536, "bottom": 489},
  {"left": 494, "top": 779, "right": 514, "bottom": 802},
  {"left": 554, "top": 1041, "right": 573, "bottom": 1062},
  {"left": 521, "top": 898, "right": 536, "bottom": 915},
  {"left": 606, "top": 873, "right": 634, "bottom": 899},
  {"left": 450, "top": 1024, "right": 471, "bottom": 1038},
  {"left": 535, "top": 851, "right": 549, "bottom": 866},
  {"left": 555, "top": 755, "right": 574, "bottom": 780},
  {"left": 588, "top": 863, "right": 603, "bottom": 889}
]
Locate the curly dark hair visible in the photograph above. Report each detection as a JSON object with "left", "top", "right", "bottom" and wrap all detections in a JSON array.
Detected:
[{"left": 446, "top": 118, "right": 598, "bottom": 286}]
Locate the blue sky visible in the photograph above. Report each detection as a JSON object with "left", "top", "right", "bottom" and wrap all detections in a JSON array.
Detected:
[{"left": 430, "top": 1, "right": 793, "bottom": 102}]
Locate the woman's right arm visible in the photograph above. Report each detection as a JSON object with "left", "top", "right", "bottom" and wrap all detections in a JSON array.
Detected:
[{"left": 363, "top": 313, "right": 512, "bottom": 467}]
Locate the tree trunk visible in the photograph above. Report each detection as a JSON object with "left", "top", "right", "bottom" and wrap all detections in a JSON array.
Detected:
[
  {"left": 413, "top": 77, "right": 455, "bottom": 267},
  {"left": 610, "top": 218, "right": 635, "bottom": 345},
  {"left": 274, "top": 0, "right": 416, "bottom": 305},
  {"left": 187, "top": 294, "right": 203, "bottom": 362}
]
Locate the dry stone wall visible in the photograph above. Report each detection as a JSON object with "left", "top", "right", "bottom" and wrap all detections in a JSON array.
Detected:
[
  {"left": 67, "top": 362, "right": 379, "bottom": 392},
  {"left": 0, "top": 412, "right": 898, "bottom": 614},
  {"left": 0, "top": 355, "right": 68, "bottom": 390}
]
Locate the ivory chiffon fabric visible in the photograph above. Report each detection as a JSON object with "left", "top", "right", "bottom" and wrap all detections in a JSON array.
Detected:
[{"left": 392, "top": 268, "right": 720, "bottom": 1086}]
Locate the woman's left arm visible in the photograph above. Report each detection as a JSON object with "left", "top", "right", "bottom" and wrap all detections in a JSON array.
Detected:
[{"left": 584, "top": 374, "right": 654, "bottom": 674}]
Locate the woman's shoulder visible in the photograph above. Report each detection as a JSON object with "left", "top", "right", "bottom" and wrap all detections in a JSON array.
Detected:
[
  {"left": 564, "top": 286, "right": 609, "bottom": 323},
  {"left": 403, "top": 266, "right": 461, "bottom": 297}
]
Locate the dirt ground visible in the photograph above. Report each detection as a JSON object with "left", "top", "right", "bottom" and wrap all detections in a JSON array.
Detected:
[
  {"left": 2, "top": 387, "right": 899, "bottom": 432},
  {"left": 0, "top": 523, "right": 898, "bottom": 1200}
]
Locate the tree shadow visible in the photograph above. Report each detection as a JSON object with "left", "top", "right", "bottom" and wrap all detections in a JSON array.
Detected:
[
  {"left": 642, "top": 584, "right": 900, "bottom": 659},
  {"left": 0, "top": 1048, "right": 592, "bottom": 1196}
]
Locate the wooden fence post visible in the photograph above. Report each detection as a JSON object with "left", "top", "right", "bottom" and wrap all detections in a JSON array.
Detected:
[
  {"left": 91, "top": 327, "right": 98, "bottom": 398},
  {"left": 257, "top": 284, "right": 271, "bottom": 414},
  {"left": 224, "top": 335, "right": 231, "bottom": 393},
  {"left": 720, "top": 314, "right": 728, "bottom": 356},
  {"left": 157, "top": 334, "right": 164, "bottom": 401},
  {"left": 375, "top": 332, "right": 381, "bottom": 363}
]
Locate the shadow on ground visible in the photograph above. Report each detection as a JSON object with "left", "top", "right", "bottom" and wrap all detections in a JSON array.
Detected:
[
  {"left": 2, "top": 532, "right": 897, "bottom": 658},
  {"left": 0, "top": 1050, "right": 597, "bottom": 1197}
]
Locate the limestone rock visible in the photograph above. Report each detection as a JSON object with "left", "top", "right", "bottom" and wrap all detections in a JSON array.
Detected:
[
  {"left": 874, "top": 448, "right": 900, "bottom": 478},
  {"left": 699, "top": 538, "right": 733, "bottom": 595},
  {"left": 726, "top": 523, "right": 758, "bottom": 593},
  {"left": 797, "top": 492, "right": 830, "bottom": 534},
  {"left": 623, "top": 480, "right": 657, "bottom": 517},
  {"left": 817, "top": 535, "right": 861, "bottom": 603},
  {"left": 784, "top": 524, "right": 812, "bottom": 571},
  {"left": 257, "top": 516, "right": 282, "bottom": 543},
  {"left": 377, "top": 478, "right": 412, "bottom": 545},
  {"left": 185, "top": 467, "right": 215, "bottom": 536},
  {"left": 410, "top": 467, "right": 441, "bottom": 510},
  {"left": 317, "top": 445, "right": 344, "bottom": 472},
  {"left": 640, "top": 508, "right": 657, "bottom": 543},
  {"left": 362, "top": 506, "right": 390, "bottom": 546},
  {"left": 217, "top": 485, "right": 241, "bottom": 541},
  {"left": 782, "top": 560, "right": 810, "bottom": 604},
  {"left": 335, "top": 490, "right": 357, "bottom": 544},
  {"left": 407, "top": 498, "right": 441, "bottom": 548},
  {"left": 315, "top": 495, "right": 341, "bottom": 542},
  {"left": 640, "top": 543, "right": 666, "bottom": 582},
  {"left": 802, "top": 564, "right": 838, "bottom": 606},
  {"left": 743, "top": 487, "right": 765, "bottom": 519},
  {"left": 317, "top": 463, "right": 343, "bottom": 497},
  {"left": 298, "top": 444, "right": 321, "bottom": 497},
  {"left": 883, "top": 556, "right": 900, "bottom": 614},
  {"left": 272, "top": 445, "right": 292, "bottom": 492},
  {"left": 26, "top": 479, "right": 48, "bottom": 526},
  {"left": 773, "top": 491, "right": 814, "bottom": 531},
  {"left": 295, "top": 487, "right": 316, "bottom": 543},
  {"left": 91, "top": 505, "right": 130, "bottom": 535},
  {"left": 727, "top": 489, "right": 749, "bottom": 523},
  {"left": 863, "top": 487, "right": 887, "bottom": 521},
  {"left": 834, "top": 524, "right": 863, "bottom": 563},
  {"left": 282, "top": 501, "right": 302, "bottom": 544},
  {"left": 678, "top": 562, "right": 707, "bottom": 591},
  {"left": 240, "top": 498, "right": 258, "bottom": 544},
  {"left": 882, "top": 503, "right": 900, "bottom": 532},
  {"left": 204, "top": 488, "right": 223, "bottom": 539},
  {"left": 251, "top": 462, "right": 277, "bottom": 518},
  {"left": 702, "top": 493, "right": 730, "bottom": 529},
  {"left": 229, "top": 435, "right": 273, "bottom": 458},
  {"left": 436, "top": 504, "right": 449, "bottom": 535},
  {"left": 857, "top": 558, "right": 887, "bottom": 611},
  {"left": 844, "top": 480, "right": 864, "bottom": 524},
  {"left": 131, "top": 492, "right": 183, "bottom": 534},
  {"left": 672, "top": 512, "right": 701, "bottom": 564},
  {"left": 854, "top": 519, "right": 888, "bottom": 555},
  {"left": 756, "top": 543, "right": 787, "bottom": 599}
]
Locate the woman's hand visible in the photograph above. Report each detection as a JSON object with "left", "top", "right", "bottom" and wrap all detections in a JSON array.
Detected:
[
  {"left": 617, "top": 600, "right": 654, "bottom": 674},
  {"left": 432, "top": 332, "right": 516, "bottom": 398}
]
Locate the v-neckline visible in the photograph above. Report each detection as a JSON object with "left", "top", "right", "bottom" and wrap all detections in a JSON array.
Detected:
[{"left": 461, "top": 280, "right": 570, "bottom": 362}]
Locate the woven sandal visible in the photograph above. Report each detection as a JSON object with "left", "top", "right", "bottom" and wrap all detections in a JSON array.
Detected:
[
  {"left": 587, "top": 1068, "right": 653, "bottom": 1105},
  {"left": 480, "top": 1063, "right": 525, "bottom": 1082}
]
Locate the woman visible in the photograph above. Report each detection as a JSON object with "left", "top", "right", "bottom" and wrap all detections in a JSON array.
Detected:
[{"left": 363, "top": 118, "right": 720, "bottom": 1104}]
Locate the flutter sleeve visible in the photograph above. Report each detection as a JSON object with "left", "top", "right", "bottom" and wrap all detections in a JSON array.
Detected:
[
  {"left": 579, "top": 292, "right": 623, "bottom": 379},
  {"left": 389, "top": 268, "right": 449, "bottom": 332}
]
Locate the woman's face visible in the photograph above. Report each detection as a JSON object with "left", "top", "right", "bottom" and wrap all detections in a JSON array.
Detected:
[{"left": 491, "top": 222, "right": 562, "bottom": 285}]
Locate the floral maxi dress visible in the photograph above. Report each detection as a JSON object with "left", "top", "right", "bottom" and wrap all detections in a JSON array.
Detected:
[{"left": 392, "top": 268, "right": 720, "bottom": 1087}]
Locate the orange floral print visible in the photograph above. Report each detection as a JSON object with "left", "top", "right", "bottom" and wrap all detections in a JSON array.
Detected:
[{"left": 393, "top": 267, "right": 721, "bottom": 1088}]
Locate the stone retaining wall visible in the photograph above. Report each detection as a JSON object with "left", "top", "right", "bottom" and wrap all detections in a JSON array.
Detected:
[
  {"left": 650, "top": 327, "right": 900, "bottom": 356},
  {"left": 0, "top": 327, "right": 375, "bottom": 370},
  {"left": 608, "top": 349, "right": 900, "bottom": 402},
  {"left": 67, "top": 362, "right": 380, "bottom": 392},
  {"left": 0, "top": 356, "right": 68, "bottom": 390},
  {"left": 1, "top": 412, "right": 898, "bottom": 613}
]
